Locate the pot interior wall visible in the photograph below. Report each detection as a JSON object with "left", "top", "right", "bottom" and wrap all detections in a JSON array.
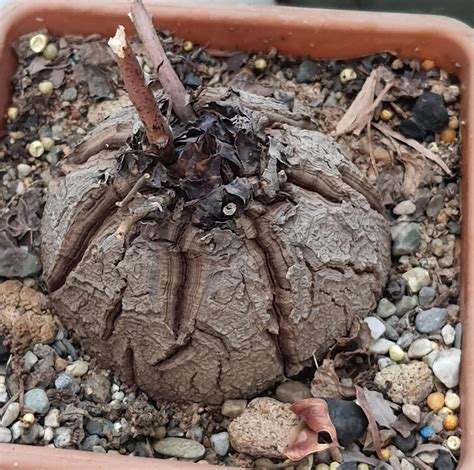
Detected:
[{"left": 0, "top": 1, "right": 473, "bottom": 468}]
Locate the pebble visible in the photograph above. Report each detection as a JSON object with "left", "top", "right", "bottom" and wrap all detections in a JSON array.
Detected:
[
  {"left": 186, "top": 426, "right": 203, "bottom": 442},
  {"left": 0, "top": 384, "right": 7, "bottom": 404},
  {"left": 400, "top": 460, "right": 415, "bottom": 470},
  {"left": 21, "top": 423, "right": 42, "bottom": 444},
  {"left": 455, "top": 323, "right": 462, "bottom": 348},
  {"left": 397, "top": 332, "right": 418, "bottom": 349},
  {"left": 1, "top": 402, "right": 20, "bottom": 427},
  {"left": 420, "top": 426, "right": 435, "bottom": 440},
  {"left": 81, "top": 434, "right": 101, "bottom": 451},
  {"left": 441, "top": 324, "right": 456, "bottom": 346},
  {"left": 17, "top": 163, "right": 33, "bottom": 178},
  {"left": 402, "top": 404, "right": 420, "bottom": 423},
  {"left": 55, "top": 373, "right": 74, "bottom": 390},
  {"left": 426, "top": 194, "right": 444, "bottom": 218},
  {"left": 432, "top": 348, "right": 461, "bottom": 387},
  {"left": 415, "top": 308, "right": 448, "bottom": 333},
  {"left": 377, "top": 357, "right": 394, "bottom": 369},
  {"left": 54, "top": 426, "right": 72, "bottom": 448},
  {"left": 210, "top": 432, "right": 230, "bottom": 456},
  {"left": 364, "top": 317, "right": 386, "bottom": 340},
  {"left": 11, "top": 421, "right": 22, "bottom": 440},
  {"left": 389, "top": 345, "right": 405, "bottom": 361},
  {"left": 275, "top": 380, "right": 312, "bottom": 403},
  {"left": 393, "top": 200, "right": 416, "bottom": 215},
  {"left": 423, "top": 350, "right": 440, "bottom": 368},
  {"left": 112, "top": 391, "right": 125, "bottom": 401},
  {"left": 44, "top": 408, "right": 60, "bottom": 428},
  {"left": 221, "top": 399, "right": 247, "bottom": 418},
  {"left": 374, "top": 361, "right": 433, "bottom": 404},
  {"left": 43, "top": 426, "right": 54, "bottom": 443},
  {"left": 152, "top": 437, "right": 206, "bottom": 459},
  {"left": 296, "top": 60, "right": 318, "bottom": 83},
  {"left": 0, "top": 426, "right": 12, "bottom": 443},
  {"left": 370, "top": 339, "right": 394, "bottom": 355},
  {"left": 434, "top": 452, "right": 455, "bottom": 470},
  {"left": 23, "top": 351, "right": 39, "bottom": 371},
  {"left": 445, "top": 391, "right": 460, "bottom": 411},
  {"left": 396, "top": 296, "right": 418, "bottom": 316},
  {"left": 377, "top": 298, "right": 397, "bottom": 318},
  {"left": 66, "top": 360, "right": 89, "bottom": 377},
  {"left": 393, "top": 434, "right": 416, "bottom": 452},
  {"left": 24, "top": 388, "right": 50, "bottom": 414},
  {"left": 418, "top": 286, "right": 436, "bottom": 306},
  {"left": 402, "top": 267, "right": 430, "bottom": 294},
  {"left": 391, "top": 223, "right": 421, "bottom": 256},
  {"left": 384, "top": 324, "right": 399, "bottom": 341},
  {"left": 62, "top": 87, "right": 78, "bottom": 101},
  {"left": 407, "top": 338, "right": 433, "bottom": 359}
]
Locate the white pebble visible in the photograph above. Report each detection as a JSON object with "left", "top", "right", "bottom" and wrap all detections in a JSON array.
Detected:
[
  {"left": 364, "top": 316, "right": 386, "bottom": 340},
  {"left": 44, "top": 409, "right": 60, "bottom": 428},
  {"left": 442, "top": 324, "right": 456, "bottom": 346},
  {"left": 389, "top": 345, "right": 405, "bottom": 362},
  {"left": 393, "top": 200, "right": 416, "bottom": 215},
  {"left": 65, "top": 360, "right": 89, "bottom": 377},
  {"left": 112, "top": 391, "right": 125, "bottom": 401},
  {"left": 402, "top": 267, "right": 430, "bottom": 293},
  {"left": 43, "top": 426, "right": 54, "bottom": 443}
]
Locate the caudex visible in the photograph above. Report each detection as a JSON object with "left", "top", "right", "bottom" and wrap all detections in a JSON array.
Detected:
[{"left": 41, "top": 0, "right": 390, "bottom": 405}]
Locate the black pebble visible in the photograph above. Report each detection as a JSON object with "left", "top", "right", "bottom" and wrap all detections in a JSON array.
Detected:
[
  {"left": 296, "top": 60, "right": 319, "bottom": 83},
  {"left": 398, "top": 118, "right": 428, "bottom": 141},
  {"left": 0, "top": 340, "right": 10, "bottom": 363},
  {"left": 386, "top": 277, "right": 406, "bottom": 302},
  {"left": 434, "top": 451, "right": 455, "bottom": 470},
  {"left": 325, "top": 398, "right": 368, "bottom": 446},
  {"left": 412, "top": 92, "right": 449, "bottom": 133},
  {"left": 392, "top": 433, "right": 417, "bottom": 453}
]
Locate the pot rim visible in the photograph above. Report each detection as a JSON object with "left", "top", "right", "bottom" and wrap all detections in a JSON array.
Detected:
[{"left": 0, "top": 1, "right": 473, "bottom": 469}]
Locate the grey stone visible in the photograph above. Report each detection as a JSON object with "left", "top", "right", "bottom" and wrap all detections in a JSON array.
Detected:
[
  {"left": 43, "top": 426, "right": 54, "bottom": 443},
  {"left": 62, "top": 87, "right": 78, "bottom": 102},
  {"left": 85, "top": 418, "right": 113, "bottom": 437},
  {"left": 377, "top": 357, "right": 394, "bottom": 369},
  {"left": 275, "top": 380, "right": 311, "bottom": 403},
  {"left": 402, "top": 404, "right": 420, "bottom": 423},
  {"left": 66, "top": 360, "right": 89, "bottom": 377},
  {"left": 426, "top": 194, "right": 444, "bottom": 218},
  {"left": 54, "top": 426, "right": 72, "bottom": 448},
  {"left": 296, "top": 60, "right": 318, "bottom": 83},
  {"left": 24, "top": 388, "right": 50, "bottom": 415},
  {"left": 401, "top": 459, "right": 416, "bottom": 470},
  {"left": 384, "top": 325, "right": 400, "bottom": 341},
  {"left": 370, "top": 339, "right": 395, "bottom": 355},
  {"left": 364, "top": 317, "right": 386, "bottom": 340},
  {"left": 152, "top": 437, "right": 206, "bottom": 459},
  {"left": 392, "top": 222, "right": 421, "bottom": 256},
  {"left": 1, "top": 402, "right": 20, "bottom": 427},
  {"left": 396, "top": 296, "right": 418, "bottom": 316},
  {"left": 81, "top": 434, "right": 101, "bottom": 451},
  {"left": 377, "top": 298, "right": 397, "bottom": 318},
  {"left": 415, "top": 308, "right": 448, "bottom": 333},
  {"left": 418, "top": 286, "right": 436, "bottom": 306},
  {"left": 44, "top": 409, "right": 60, "bottom": 428},
  {"left": 16, "top": 163, "right": 33, "bottom": 178},
  {"left": 210, "top": 432, "right": 230, "bottom": 456},
  {"left": 455, "top": 323, "right": 462, "bottom": 349},
  {"left": 423, "top": 350, "right": 440, "bottom": 368},
  {"left": 442, "top": 324, "right": 456, "bottom": 346},
  {"left": 83, "top": 373, "right": 110, "bottom": 403},
  {"left": 397, "top": 332, "right": 418, "bottom": 349},
  {"left": 402, "top": 267, "right": 430, "bottom": 294},
  {"left": 0, "top": 251, "right": 42, "bottom": 278},
  {"left": 62, "top": 339, "right": 78, "bottom": 360},
  {"left": 221, "top": 400, "right": 247, "bottom": 418},
  {"left": 112, "top": 391, "right": 125, "bottom": 401},
  {"left": 0, "top": 426, "right": 12, "bottom": 443},
  {"left": 23, "top": 351, "right": 39, "bottom": 371},
  {"left": 21, "top": 423, "right": 42, "bottom": 444},
  {"left": 374, "top": 362, "right": 433, "bottom": 404},
  {"left": 55, "top": 373, "right": 74, "bottom": 390},
  {"left": 92, "top": 445, "right": 106, "bottom": 453},
  {"left": 432, "top": 348, "right": 461, "bottom": 388},
  {"left": 167, "top": 428, "right": 185, "bottom": 437},
  {"left": 427, "top": 414, "right": 444, "bottom": 433},
  {"left": 186, "top": 426, "right": 203, "bottom": 442},
  {"left": 393, "top": 200, "right": 416, "bottom": 215},
  {"left": 408, "top": 338, "right": 433, "bottom": 359}
]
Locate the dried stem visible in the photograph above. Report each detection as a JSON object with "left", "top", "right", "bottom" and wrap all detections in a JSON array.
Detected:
[
  {"left": 130, "top": 0, "right": 195, "bottom": 122},
  {"left": 116, "top": 173, "right": 150, "bottom": 208},
  {"left": 108, "top": 25, "right": 174, "bottom": 163}
]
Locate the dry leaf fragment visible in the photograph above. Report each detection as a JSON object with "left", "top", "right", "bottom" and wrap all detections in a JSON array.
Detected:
[
  {"left": 311, "top": 359, "right": 354, "bottom": 399},
  {"left": 360, "top": 389, "right": 397, "bottom": 428},
  {"left": 398, "top": 152, "right": 425, "bottom": 196},
  {"left": 372, "top": 122, "right": 452, "bottom": 175},
  {"left": 355, "top": 386, "right": 384, "bottom": 460},
  {"left": 284, "top": 398, "right": 340, "bottom": 461}
]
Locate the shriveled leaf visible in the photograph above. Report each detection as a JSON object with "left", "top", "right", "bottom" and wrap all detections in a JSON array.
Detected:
[
  {"left": 390, "top": 414, "right": 418, "bottom": 438},
  {"left": 284, "top": 398, "right": 340, "bottom": 461},
  {"left": 364, "top": 428, "right": 396, "bottom": 452},
  {"left": 398, "top": 152, "right": 425, "bottom": 196},
  {"left": 311, "top": 359, "right": 354, "bottom": 399},
  {"left": 360, "top": 389, "right": 397, "bottom": 428},
  {"left": 411, "top": 443, "right": 456, "bottom": 460},
  {"left": 355, "top": 386, "right": 383, "bottom": 460},
  {"left": 372, "top": 122, "right": 452, "bottom": 175},
  {"left": 342, "top": 450, "right": 379, "bottom": 466}
]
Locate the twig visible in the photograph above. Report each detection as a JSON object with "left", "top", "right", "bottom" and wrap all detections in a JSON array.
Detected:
[
  {"left": 0, "top": 392, "right": 20, "bottom": 417},
  {"left": 116, "top": 173, "right": 150, "bottom": 208},
  {"left": 108, "top": 25, "right": 174, "bottom": 163},
  {"left": 130, "top": 0, "right": 195, "bottom": 122},
  {"left": 389, "top": 101, "right": 409, "bottom": 119},
  {"left": 366, "top": 121, "right": 378, "bottom": 177}
]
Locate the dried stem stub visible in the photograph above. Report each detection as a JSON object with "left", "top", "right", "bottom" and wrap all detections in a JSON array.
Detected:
[
  {"left": 130, "top": 0, "right": 195, "bottom": 122},
  {"left": 108, "top": 25, "right": 174, "bottom": 163}
]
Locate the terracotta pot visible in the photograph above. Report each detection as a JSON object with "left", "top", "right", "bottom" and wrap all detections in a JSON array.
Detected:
[{"left": 0, "top": 1, "right": 473, "bottom": 468}]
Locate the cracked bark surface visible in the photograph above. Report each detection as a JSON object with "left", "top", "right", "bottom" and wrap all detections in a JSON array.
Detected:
[{"left": 41, "top": 88, "right": 390, "bottom": 403}]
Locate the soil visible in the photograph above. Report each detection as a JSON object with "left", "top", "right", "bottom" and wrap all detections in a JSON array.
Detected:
[{"left": 0, "top": 27, "right": 462, "bottom": 468}]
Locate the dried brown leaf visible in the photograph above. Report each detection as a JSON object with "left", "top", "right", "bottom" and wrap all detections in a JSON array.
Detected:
[
  {"left": 398, "top": 152, "right": 425, "bottom": 196},
  {"left": 284, "top": 399, "right": 340, "bottom": 461},
  {"left": 390, "top": 414, "right": 418, "bottom": 438},
  {"left": 360, "top": 389, "right": 397, "bottom": 428},
  {"left": 364, "top": 428, "right": 396, "bottom": 452},
  {"left": 311, "top": 359, "right": 344, "bottom": 399},
  {"left": 355, "top": 386, "right": 383, "bottom": 460},
  {"left": 372, "top": 122, "right": 452, "bottom": 175}
]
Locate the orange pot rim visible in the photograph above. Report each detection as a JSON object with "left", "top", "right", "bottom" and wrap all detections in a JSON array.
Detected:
[{"left": 0, "top": 1, "right": 473, "bottom": 469}]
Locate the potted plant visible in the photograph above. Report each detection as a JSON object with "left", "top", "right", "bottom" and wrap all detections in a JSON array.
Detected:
[{"left": 0, "top": 0, "right": 472, "bottom": 468}]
